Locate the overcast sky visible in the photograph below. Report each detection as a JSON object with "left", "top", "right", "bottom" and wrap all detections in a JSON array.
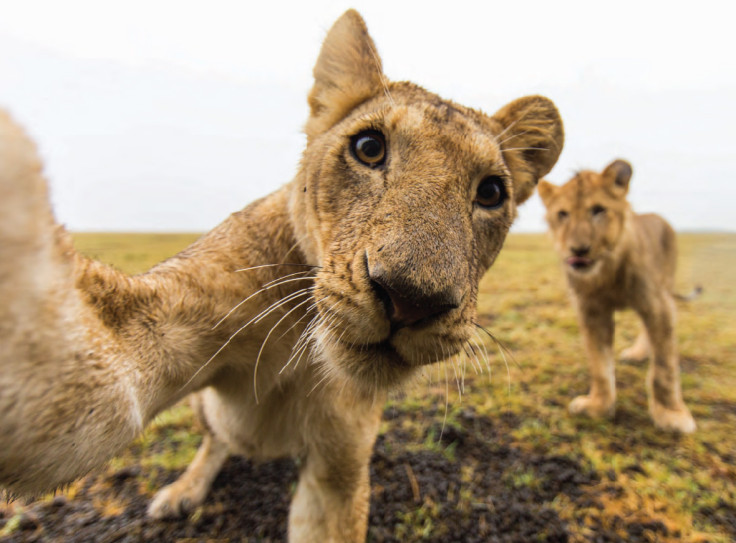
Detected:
[{"left": 1, "top": 0, "right": 734, "bottom": 232}]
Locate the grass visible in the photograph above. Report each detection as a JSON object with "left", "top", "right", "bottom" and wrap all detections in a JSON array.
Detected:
[
  {"left": 3, "top": 231, "right": 734, "bottom": 542},
  {"left": 474, "top": 233, "right": 736, "bottom": 542}
]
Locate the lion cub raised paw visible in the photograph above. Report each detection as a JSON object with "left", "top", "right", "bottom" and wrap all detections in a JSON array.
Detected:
[{"left": 0, "top": 8, "right": 565, "bottom": 543}]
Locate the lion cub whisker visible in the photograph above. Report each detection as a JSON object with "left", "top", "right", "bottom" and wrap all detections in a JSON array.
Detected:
[
  {"left": 279, "top": 317, "right": 317, "bottom": 376},
  {"left": 182, "top": 287, "right": 315, "bottom": 394},
  {"left": 279, "top": 333, "right": 313, "bottom": 376},
  {"left": 260, "top": 269, "right": 317, "bottom": 289},
  {"left": 213, "top": 274, "right": 316, "bottom": 330},
  {"left": 254, "top": 295, "right": 316, "bottom": 403},
  {"left": 233, "top": 263, "right": 320, "bottom": 273},
  {"left": 470, "top": 334, "right": 492, "bottom": 375},
  {"left": 501, "top": 146, "right": 549, "bottom": 153},
  {"left": 449, "top": 355, "right": 463, "bottom": 397},
  {"left": 462, "top": 341, "right": 483, "bottom": 375},
  {"left": 440, "top": 361, "right": 451, "bottom": 442},
  {"left": 282, "top": 300, "right": 343, "bottom": 375},
  {"left": 473, "top": 322, "right": 516, "bottom": 366},
  {"left": 287, "top": 308, "right": 320, "bottom": 356},
  {"left": 474, "top": 322, "right": 514, "bottom": 393},
  {"left": 237, "top": 286, "right": 314, "bottom": 333},
  {"left": 275, "top": 300, "right": 320, "bottom": 343}
]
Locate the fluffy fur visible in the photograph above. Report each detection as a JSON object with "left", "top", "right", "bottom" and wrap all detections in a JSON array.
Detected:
[
  {"left": 538, "top": 159, "right": 696, "bottom": 433},
  {"left": 0, "top": 10, "right": 563, "bottom": 541}
]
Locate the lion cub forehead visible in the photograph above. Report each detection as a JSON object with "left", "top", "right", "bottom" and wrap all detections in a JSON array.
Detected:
[
  {"left": 559, "top": 172, "right": 595, "bottom": 193},
  {"left": 378, "top": 99, "right": 501, "bottom": 161},
  {"left": 560, "top": 172, "right": 621, "bottom": 206}
]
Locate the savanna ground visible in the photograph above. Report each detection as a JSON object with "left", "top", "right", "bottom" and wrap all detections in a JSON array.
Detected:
[{"left": 1, "top": 232, "right": 734, "bottom": 542}]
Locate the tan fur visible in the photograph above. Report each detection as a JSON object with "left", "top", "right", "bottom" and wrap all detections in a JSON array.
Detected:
[
  {"left": 538, "top": 159, "right": 696, "bottom": 433},
  {"left": 0, "top": 11, "right": 563, "bottom": 541}
]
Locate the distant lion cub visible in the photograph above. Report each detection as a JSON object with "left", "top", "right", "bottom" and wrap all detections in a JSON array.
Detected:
[
  {"left": 538, "top": 160, "right": 695, "bottom": 433},
  {"left": 0, "top": 9, "right": 563, "bottom": 543}
]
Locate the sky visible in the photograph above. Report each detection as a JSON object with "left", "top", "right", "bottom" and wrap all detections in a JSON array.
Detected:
[{"left": 0, "top": 0, "right": 734, "bottom": 233}]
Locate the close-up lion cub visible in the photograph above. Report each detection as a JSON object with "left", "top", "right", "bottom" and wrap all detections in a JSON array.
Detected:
[
  {"left": 0, "top": 9, "right": 563, "bottom": 543},
  {"left": 538, "top": 160, "right": 696, "bottom": 434}
]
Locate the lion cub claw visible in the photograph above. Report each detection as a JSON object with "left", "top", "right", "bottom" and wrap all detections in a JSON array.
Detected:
[{"left": 568, "top": 395, "right": 615, "bottom": 420}]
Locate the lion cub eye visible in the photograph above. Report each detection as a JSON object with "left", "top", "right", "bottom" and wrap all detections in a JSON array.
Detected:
[
  {"left": 591, "top": 205, "right": 606, "bottom": 216},
  {"left": 475, "top": 176, "right": 507, "bottom": 209},
  {"left": 557, "top": 210, "right": 569, "bottom": 220},
  {"left": 351, "top": 130, "right": 386, "bottom": 167}
]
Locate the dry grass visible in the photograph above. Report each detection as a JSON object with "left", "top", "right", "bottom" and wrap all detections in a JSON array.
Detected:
[{"left": 470, "top": 232, "right": 736, "bottom": 542}]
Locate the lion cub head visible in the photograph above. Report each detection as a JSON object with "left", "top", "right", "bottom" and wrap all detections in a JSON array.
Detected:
[
  {"left": 538, "top": 159, "right": 633, "bottom": 278},
  {"left": 289, "top": 10, "right": 564, "bottom": 393}
]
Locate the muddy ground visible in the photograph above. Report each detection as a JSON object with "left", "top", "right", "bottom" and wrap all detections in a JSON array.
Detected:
[{"left": 3, "top": 403, "right": 721, "bottom": 543}]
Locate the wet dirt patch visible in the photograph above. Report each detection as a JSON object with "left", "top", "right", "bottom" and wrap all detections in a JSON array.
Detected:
[
  {"left": 698, "top": 499, "right": 736, "bottom": 538},
  {"left": 0, "top": 407, "right": 677, "bottom": 543}
]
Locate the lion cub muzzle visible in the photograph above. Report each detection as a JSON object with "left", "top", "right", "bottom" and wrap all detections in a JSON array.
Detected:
[{"left": 567, "top": 244, "right": 594, "bottom": 271}]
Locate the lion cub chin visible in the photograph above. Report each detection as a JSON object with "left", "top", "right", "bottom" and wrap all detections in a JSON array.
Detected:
[{"left": 538, "top": 160, "right": 696, "bottom": 434}]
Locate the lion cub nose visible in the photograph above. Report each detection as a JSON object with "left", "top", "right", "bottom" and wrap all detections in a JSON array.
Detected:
[
  {"left": 368, "top": 262, "right": 461, "bottom": 327},
  {"left": 571, "top": 245, "right": 591, "bottom": 257}
]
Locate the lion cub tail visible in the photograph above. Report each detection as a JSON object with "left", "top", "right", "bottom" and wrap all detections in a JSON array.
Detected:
[
  {"left": 674, "top": 285, "right": 703, "bottom": 302},
  {"left": 0, "top": 110, "right": 97, "bottom": 496}
]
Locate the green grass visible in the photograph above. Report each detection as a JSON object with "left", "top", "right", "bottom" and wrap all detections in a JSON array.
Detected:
[{"left": 10, "top": 231, "right": 733, "bottom": 542}]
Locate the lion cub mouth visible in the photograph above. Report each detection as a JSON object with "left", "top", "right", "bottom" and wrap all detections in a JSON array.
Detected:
[{"left": 565, "top": 256, "right": 595, "bottom": 271}]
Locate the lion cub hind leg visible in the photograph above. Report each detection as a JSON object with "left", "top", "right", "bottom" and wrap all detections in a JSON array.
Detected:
[
  {"left": 147, "top": 431, "right": 230, "bottom": 519},
  {"left": 640, "top": 297, "right": 696, "bottom": 434},
  {"left": 569, "top": 303, "right": 617, "bottom": 419},
  {"left": 620, "top": 326, "right": 651, "bottom": 362}
]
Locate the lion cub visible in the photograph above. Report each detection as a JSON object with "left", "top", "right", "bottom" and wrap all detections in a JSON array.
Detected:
[
  {"left": 0, "top": 10, "right": 564, "bottom": 542},
  {"left": 538, "top": 160, "right": 696, "bottom": 433}
]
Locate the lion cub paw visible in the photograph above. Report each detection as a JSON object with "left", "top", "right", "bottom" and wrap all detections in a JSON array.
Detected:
[
  {"left": 619, "top": 346, "right": 649, "bottom": 362},
  {"left": 147, "top": 480, "right": 208, "bottom": 519},
  {"left": 568, "top": 395, "right": 615, "bottom": 419},
  {"left": 651, "top": 403, "right": 696, "bottom": 434}
]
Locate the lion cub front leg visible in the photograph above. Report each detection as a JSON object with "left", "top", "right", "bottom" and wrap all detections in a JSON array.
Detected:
[
  {"left": 148, "top": 397, "right": 230, "bottom": 519},
  {"left": 148, "top": 433, "right": 229, "bottom": 518},
  {"left": 289, "top": 454, "right": 372, "bottom": 543},
  {"left": 638, "top": 296, "right": 696, "bottom": 433},
  {"left": 288, "top": 403, "right": 382, "bottom": 543},
  {"left": 569, "top": 302, "right": 617, "bottom": 419}
]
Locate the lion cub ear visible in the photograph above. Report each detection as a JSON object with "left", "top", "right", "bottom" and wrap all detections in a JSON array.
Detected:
[
  {"left": 305, "top": 10, "right": 386, "bottom": 141},
  {"left": 602, "top": 159, "right": 633, "bottom": 195},
  {"left": 492, "top": 96, "right": 564, "bottom": 205},
  {"left": 537, "top": 179, "right": 558, "bottom": 208}
]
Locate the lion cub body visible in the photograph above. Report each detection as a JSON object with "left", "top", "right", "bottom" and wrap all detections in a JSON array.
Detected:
[
  {"left": 0, "top": 11, "right": 564, "bottom": 542},
  {"left": 538, "top": 160, "right": 695, "bottom": 433}
]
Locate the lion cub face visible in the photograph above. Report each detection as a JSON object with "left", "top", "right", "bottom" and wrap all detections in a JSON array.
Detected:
[
  {"left": 289, "top": 11, "right": 564, "bottom": 392},
  {"left": 538, "top": 160, "right": 633, "bottom": 277}
]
